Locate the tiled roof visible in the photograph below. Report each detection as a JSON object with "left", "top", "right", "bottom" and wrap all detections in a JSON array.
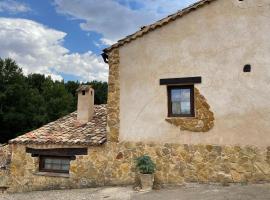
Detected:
[
  {"left": 9, "top": 105, "right": 107, "bottom": 146},
  {"left": 103, "top": 0, "right": 217, "bottom": 53}
]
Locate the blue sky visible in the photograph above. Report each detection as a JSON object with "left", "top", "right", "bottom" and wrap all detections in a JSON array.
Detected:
[{"left": 0, "top": 0, "right": 197, "bottom": 82}]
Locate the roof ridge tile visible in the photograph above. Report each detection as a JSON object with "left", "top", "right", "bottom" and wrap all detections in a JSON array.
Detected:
[{"left": 104, "top": 0, "right": 217, "bottom": 52}]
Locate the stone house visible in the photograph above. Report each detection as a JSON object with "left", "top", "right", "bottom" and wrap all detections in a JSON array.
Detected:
[{"left": 1, "top": 0, "right": 270, "bottom": 193}]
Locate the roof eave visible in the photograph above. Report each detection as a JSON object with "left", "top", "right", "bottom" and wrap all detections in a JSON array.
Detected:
[{"left": 102, "top": 0, "right": 217, "bottom": 55}]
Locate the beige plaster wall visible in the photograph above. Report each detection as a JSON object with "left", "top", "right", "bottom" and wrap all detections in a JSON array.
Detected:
[
  {"left": 77, "top": 88, "right": 94, "bottom": 123},
  {"left": 118, "top": 0, "right": 270, "bottom": 147}
]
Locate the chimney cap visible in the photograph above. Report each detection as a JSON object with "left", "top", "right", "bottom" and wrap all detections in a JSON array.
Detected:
[{"left": 76, "top": 85, "right": 92, "bottom": 93}]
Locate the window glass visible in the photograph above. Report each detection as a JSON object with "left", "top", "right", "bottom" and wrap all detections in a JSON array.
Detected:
[
  {"left": 171, "top": 88, "right": 191, "bottom": 115},
  {"left": 40, "top": 156, "right": 71, "bottom": 173},
  {"left": 61, "top": 164, "right": 70, "bottom": 171},
  {"left": 168, "top": 85, "right": 194, "bottom": 117},
  {"left": 44, "top": 163, "right": 51, "bottom": 169}
]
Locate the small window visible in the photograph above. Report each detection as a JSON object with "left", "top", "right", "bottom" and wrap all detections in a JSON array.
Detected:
[
  {"left": 39, "top": 156, "right": 71, "bottom": 174},
  {"left": 243, "top": 64, "right": 251, "bottom": 72},
  {"left": 167, "top": 85, "right": 195, "bottom": 117},
  {"left": 82, "top": 90, "right": 86, "bottom": 95}
]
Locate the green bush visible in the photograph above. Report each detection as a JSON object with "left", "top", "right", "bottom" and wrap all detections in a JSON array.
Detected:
[{"left": 136, "top": 155, "right": 156, "bottom": 174}]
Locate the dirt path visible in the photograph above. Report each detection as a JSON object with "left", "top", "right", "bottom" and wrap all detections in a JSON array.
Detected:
[{"left": 1, "top": 183, "right": 270, "bottom": 200}]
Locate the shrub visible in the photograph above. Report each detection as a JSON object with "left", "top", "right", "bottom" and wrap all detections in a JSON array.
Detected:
[{"left": 136, "top": 155, "right": 156, "bottom": 174}]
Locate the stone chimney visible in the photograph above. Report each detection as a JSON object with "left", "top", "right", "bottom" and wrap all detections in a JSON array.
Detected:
[{"left": 76, "top": 85, "right": 94, "bottom": 123}]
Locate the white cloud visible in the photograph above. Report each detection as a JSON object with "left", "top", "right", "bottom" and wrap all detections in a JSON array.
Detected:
[
  {"left": 53, "top": 0, "right": 199, "bottom": 42},
  {"left": 93, "top": 37, "right": 116, "bottom": 48},
  {"left": 54, "top": 0, "right": 153, "bottom": 41},
  {"left": 44, "top": 73, "right": 63, "bottom": 81},
  {"left": 0, "top": 0, "right": 31, "bottom": 13},
  {"left": 0, "top": 18, "right": 108, "bottom": 82},
  {"left": 100, "top": 38, "right": 116, "bottom": 46},
  {"left": 130, "top": 0, "right": 198, "bottom": 14},
  {"left": 0, "top": 1, "right": 200, "bottom": 82}
]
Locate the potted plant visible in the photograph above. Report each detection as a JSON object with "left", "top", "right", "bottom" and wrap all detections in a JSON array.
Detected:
[{"left": 136, "top": 155, "right": 156, "bottom": 191}]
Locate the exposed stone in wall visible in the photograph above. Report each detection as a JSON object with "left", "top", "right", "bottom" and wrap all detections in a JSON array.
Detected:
[
  {"left": 166, "top": 88, "right": 214, "bottom": 132},
  {"left": 0, "top": 145, "right": 11, "bottom": 169},
  {"left": 0, "top": 145, "right": 11, "bottom": 190},
  {"left": 107, "top": 49, "right": 120, "bottom": 142},
  {"left": 8, "top": 143, "right": 270, "bottom": 192}
]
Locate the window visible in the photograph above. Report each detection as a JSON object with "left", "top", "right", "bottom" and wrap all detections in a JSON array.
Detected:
[
  {"left": 167, "top": 85, "right": 195, "bottom": 117},
  {"left": 39, "top": 156, "right": 71, "bottom": 174},
  {"left": 243, "top": 64, "right": 251, "bottom": 72}
]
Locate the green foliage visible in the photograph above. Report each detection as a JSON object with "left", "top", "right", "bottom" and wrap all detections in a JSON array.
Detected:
[
  {"left": 136, "top": 155, "right": 156, "bottom": 174},
  {"left": 89, "top": 80, "right": 108, "bottom": 105},
  {"left": 0, "top": 58, "right": 108, "bottom": 143}
]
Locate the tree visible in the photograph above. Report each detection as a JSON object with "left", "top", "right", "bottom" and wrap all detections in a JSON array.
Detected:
[
  {"left": 0, "top": 58, "right": 108, "bottom": 144},
  {"left": 42, "top": 79, "right": 74, "bottom": 121},
  {"left": 65, "top": 81, "right": 80, "bottom": 110},
  {"left": 27, "top": 74, "right": 47, "bottom": 93},
  {"left": 0, "top": 58, "right": 45, "bottom": 142},
  {"left": 88, "top": 80, "right": 108, "bottom": 105}
]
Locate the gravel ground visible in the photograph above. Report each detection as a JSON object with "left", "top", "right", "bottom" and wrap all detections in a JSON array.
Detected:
[{"left": 1, "top": 183, "right": 270, "bottom": 200}]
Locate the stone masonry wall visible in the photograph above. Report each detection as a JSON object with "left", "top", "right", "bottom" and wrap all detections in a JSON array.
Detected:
[
  {"left": 0, "top": 145, "right": 11, "bottom": 190},
  {"left": 8, "top": 143, "right": 270, "bottom": 192},
  {"left": 165, "top": 87, "right": 215, "bottom": 132},
  {"left": 107, "top": 49, "right": 120, "bottom": 142}
]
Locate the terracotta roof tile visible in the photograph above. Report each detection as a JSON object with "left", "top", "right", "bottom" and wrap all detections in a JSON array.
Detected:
[
  {"left": 103, "top": 0, "right": 217, "bottom": 53},
  {"left": 9, "top": 105, "right": 107, "bottom": 146}
]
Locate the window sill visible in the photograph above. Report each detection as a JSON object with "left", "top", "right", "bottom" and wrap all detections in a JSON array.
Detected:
[
  {"left": 34, "top": 172, "right": 70, "bottom": 178},
  {"left": 166, "top": 116, "right": 196, "bottom": 119}
]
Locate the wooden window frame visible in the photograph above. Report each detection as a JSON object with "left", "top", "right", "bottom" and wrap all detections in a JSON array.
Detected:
[
  {"left": 26, "top": 147, "right": 87, "bottom": 157},
  {"left": 39, "top": 155, "right": 71, "bottom": 174},
  {"left": 160, "top": 76, "right": 201, "bottom": 85},
  {"left": 167, "top": 85, "right": 195, "bottom": 117}
]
